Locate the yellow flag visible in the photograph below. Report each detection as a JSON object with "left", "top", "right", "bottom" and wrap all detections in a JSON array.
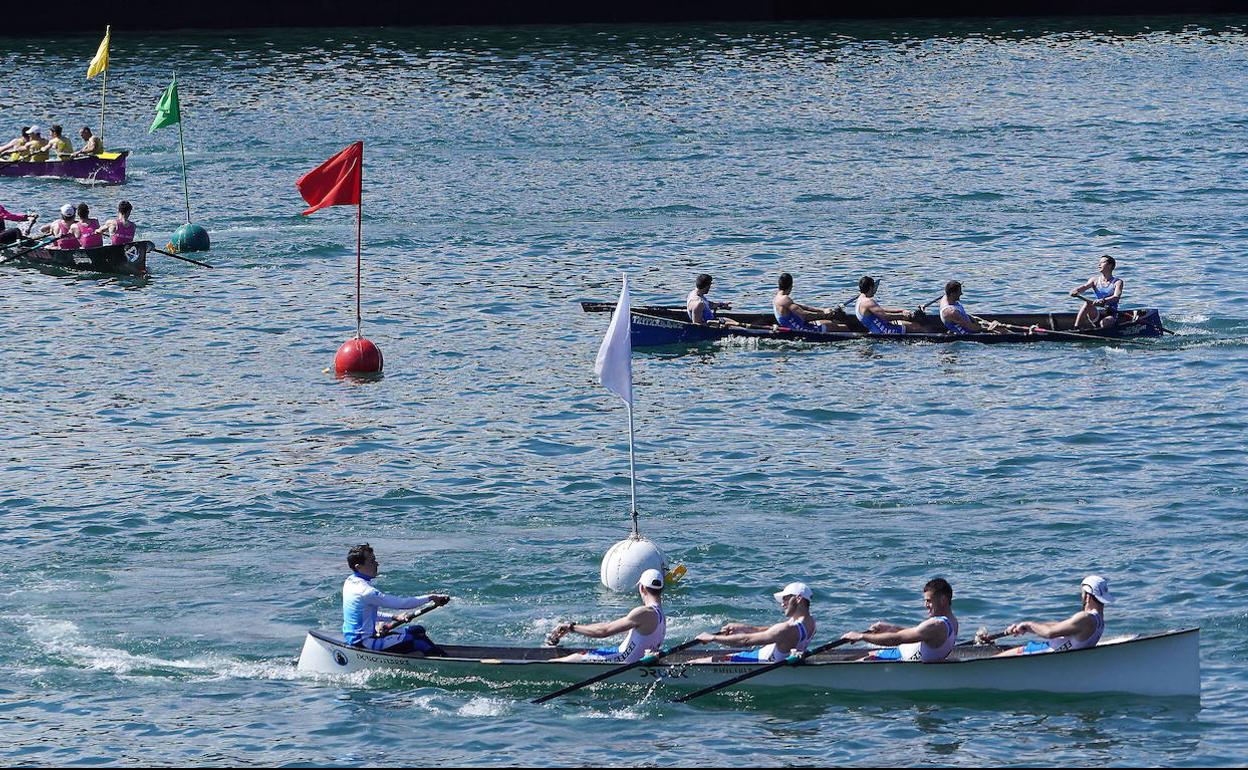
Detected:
[{"left": 87, "top": 26, "right": 110, "bottom": 79}]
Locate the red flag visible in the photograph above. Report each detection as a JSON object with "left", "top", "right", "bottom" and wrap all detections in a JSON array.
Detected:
[{"left": 296, "top": 141, "right": 362, "bottom": 216}]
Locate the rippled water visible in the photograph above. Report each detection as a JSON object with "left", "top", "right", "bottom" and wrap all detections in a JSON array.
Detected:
[{"left": 2, "top": 16, "right": 1247, "bottom": 766}]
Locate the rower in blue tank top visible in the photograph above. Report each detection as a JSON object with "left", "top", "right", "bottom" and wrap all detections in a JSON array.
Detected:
[
  {"left": 773, "top": 273, "right": 836, "bottom": 332},
  {"left": 938, "top": 280, "right": 1000, "bottom": 335},
  {"left": 690, "top": 582, "right": 817, "bottom": 663},
  {"left": 854, "top": 276, "right": 919, "bottom": 335},
  {"left": 992, "top": 575, "right": 1113, "bottom": 656},
  {"left": 844, "top": 577, "right": 960, "bottom": 662},
  {"left": 686, "top": 273, "right": 740, "bottom": 327},
  {"left": 1071, "top": 255, "right": 1125, "bottom": 329}
]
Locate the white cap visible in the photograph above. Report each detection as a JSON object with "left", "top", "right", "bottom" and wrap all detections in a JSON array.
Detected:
[
  {"left": 28, "top": 125, "right": 41, "bottom": 135},
  {"left": 60, "top": 204, "right": 75, "bottom": 217},
  {"left": 773, "top": 581, "right": 812, "bottom": 602},
  {"left": 1081, "top": 575, "right": 1115, "bottom": 605},
  {"left": 638, "top": 568, "right": 664, "bottom": 590}
]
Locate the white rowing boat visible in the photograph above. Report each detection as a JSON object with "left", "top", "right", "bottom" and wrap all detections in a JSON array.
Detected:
[{"left": 296, "top": 627, "right": 1199, "bottom": 698}]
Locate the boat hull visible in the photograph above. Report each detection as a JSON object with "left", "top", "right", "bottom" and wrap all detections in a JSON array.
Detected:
[
  {"left": 0, "top": 151, "right": 128, "bottom": 184},
  {"left": 3, "top": 240, "right": 152, "bottom": 276},
  {"left": 583, "top": 304, "right": 1166, "bottom": 347},
  {"left": 297, "top": 627, "right": 1199, "bottom": 698}
]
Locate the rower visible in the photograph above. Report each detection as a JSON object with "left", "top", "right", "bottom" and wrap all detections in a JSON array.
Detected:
[
  {"left": 855, "top": 275, "right": 918, "bottom": 335},
  {"left": 1071, "top": 255, "right": 1123, "bottom": 329},
  {"left": 46, "top": 125, "right": 73, "bottom": 159},
  {"left": 939, "top": 280, "right": 999, "bottom": 334},
  {"left": 843, "top": 577, "right": 959, "bottom": 662},
  {"left": 687, "top": 273, "right": 739, "bottom": 327},
  {"left": 100, "top": 201, "right": 136, "bottom": 246},
  {"left": 78, "top": 126, "right": 103, "bottom": 156},
  {"left": 0, "top": 127, "right": 30, "bottom": 156},
  {"left": 38, "top": 205, "right": 80, "bottom": 249},
  {"left": 689, "top": 581, "right": 816, "bottom": 663},
  {"left": 342, "top": 543, "right": 450, "bottom": 655},
  {"left": 990, "top": 575, "right": 1113, "bottom": 656},
  {"left": 0, "top": 203, "right": 33, "bottom": 246},
  {"left": 546, "top": 568, "right": 666, "bottom": 663},
  {"left": 22, "top": 126, "right": 48, "bottom": 161},
  {"left": 774, "top": 273, "right": 836, "bottom": 332},
  {"left": 71, "top": 203, "right": 103, "bottom": 249}
]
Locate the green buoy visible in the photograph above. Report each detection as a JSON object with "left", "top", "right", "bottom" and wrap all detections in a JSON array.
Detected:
[{"left": 171, "top": 222, "right": 210, "bottom": 252}]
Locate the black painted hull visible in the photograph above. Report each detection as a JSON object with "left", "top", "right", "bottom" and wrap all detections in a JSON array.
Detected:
[
  {"left": 3, "top": 240, "right": 152, "bottom": 276},
  {"left": 581, "top": 303, "right": 1165, "bottom": 346}
]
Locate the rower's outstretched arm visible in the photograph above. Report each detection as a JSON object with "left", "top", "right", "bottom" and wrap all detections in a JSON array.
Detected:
[
  {"left": 1010, "top": 612, "right": 1093, "bottom": 640},
  {"left": 697, "top": 621, "right": 796, "bottom": 649}
]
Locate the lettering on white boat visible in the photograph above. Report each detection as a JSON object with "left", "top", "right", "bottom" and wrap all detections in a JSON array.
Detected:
[
  {"left": 638, "top": 666, "right": 688, "bottom": 679},
  {"left": 632, "top": 315, "right": 684, "bottom": 329}
]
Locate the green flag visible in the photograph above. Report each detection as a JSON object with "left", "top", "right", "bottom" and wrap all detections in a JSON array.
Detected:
[{"left": 149, "top": 76, "right": 181, "bottom": 133}]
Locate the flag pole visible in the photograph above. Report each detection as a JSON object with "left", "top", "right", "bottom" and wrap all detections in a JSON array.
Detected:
[
  {"left": 176, "top": 96, "right": 191, "bottom": 224},
  {"left": 355, "top": 164, "right": 362, "bottom": 340},
  {"left": 100, "top": 68, "right": 107, "bottom": 145},
  {"left": 627, "top": 401, "right": 639, "bottom": 538}
]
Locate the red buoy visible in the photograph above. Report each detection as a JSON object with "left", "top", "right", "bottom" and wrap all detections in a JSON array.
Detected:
[{"left": 334, "top": 337, "right": 383, "bottom": 375}]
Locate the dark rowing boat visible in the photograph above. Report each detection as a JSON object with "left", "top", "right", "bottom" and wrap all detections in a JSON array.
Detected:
[
  {"left": 1, "top": 239, "right": 152, "bottom": 276},
  {"left": 0, "top": 150, "right": 128, "bottom": 185},
  {"left": 581, "top": 303, "right": 1165, "bottom": 346}
]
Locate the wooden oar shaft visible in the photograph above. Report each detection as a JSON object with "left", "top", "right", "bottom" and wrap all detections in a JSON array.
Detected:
[
  {"left": 531, "top": 637, "right": 704, "bottom": 704},
  {"left": 152, "top": 246, "right": 213, "bottom": 269},
  {"left": 374, "top": 601, "right": 441, "bottom": 637},
  {"left": 673, "top": 635, "right": 856, "bottom": 703}
]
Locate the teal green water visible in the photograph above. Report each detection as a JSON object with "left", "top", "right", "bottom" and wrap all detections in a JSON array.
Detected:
[{"left": 3, "top": 16, "right": 1247, "bottom": 766}]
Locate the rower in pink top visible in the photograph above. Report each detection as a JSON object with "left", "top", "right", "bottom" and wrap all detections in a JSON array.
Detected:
[
  {"left": 38, "top": 204, "right": 80, "bottom": 249},
  {"left": 71, "top": 202, "right": 103, "bottom": 249},
  {"left": 100, "top": 200, "right": 136, "bottom": 246}
]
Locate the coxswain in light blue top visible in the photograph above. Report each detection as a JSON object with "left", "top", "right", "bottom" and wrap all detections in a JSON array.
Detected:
[
  {"left": 845, "top": 577, "right": 961, "bottom": 662},
  {"left": 854, "top": 275, "right": 918, "bottom": 335},
  {"left": 546, "top": 568, "right": 667, "bottom": 663},
  {"left": 690, "top": 581, "right": 818, "bottom": 663},
  {"left": 993, "top": 575, "right": 1113, "bottom": 656},
  {"left": 773, "top": 272, "right": 835, "bottom": 333},
  {"left": 1072, "top": 255, "right": 1125, "bottom": 329},
  {"left": 341, "top": 543, "right": 450, "bottom": 654},
  {"left": 686, "top": 273, "right": 739, "bottom": 327},
  {"left": 938, "top": 280, "right": 998, "bottom": 335}
]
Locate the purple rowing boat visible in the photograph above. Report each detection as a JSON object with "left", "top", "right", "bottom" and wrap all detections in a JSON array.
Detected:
[{"left": 0, "top": 150, "right": 127, "bottom": 185}]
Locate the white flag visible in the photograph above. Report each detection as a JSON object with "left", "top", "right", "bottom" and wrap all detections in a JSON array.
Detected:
[{"left": 595, "top": 275, "right": 633, "bottom": 405}]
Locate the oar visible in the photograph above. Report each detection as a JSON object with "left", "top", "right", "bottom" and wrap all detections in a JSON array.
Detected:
[
  {"left": 532, "top": 637, "right": 705, "bottom": 705},
  {"left": 0, "top": 232, "right": 60, "bottom": 265},
  {"left": 960, "top": 629, "right": 1010, "bottom": 647},
  {"left": 374, "top": 601, "right": 444, "bottom": 637},
  {"left": 20, "top": 213, "right": 37, "bottom": 237},
  {"left": 151, "top": 246, "right": 213, "bottom": 269},
  {"left": 917, "top": 294, "right": 944, "bottom": 312},
  {"left": 672, "top": 634, "right": 860, "bottom": 703}
]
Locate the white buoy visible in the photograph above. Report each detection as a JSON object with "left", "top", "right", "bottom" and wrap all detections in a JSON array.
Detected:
[{"left": 600, "top": 535, "right": 667, "bottom": 592}]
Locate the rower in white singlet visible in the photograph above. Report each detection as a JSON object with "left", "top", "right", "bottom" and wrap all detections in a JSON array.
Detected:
[
  {"left": 992, "top": 575, "right": 1112, "bottom": 656},
  {"left": 546, "top": 569, "right": 666, "bottom": 663},
  {"left": 844, "top": 577, "right": 960, "bottom": 662},
  {"left": 690, "top": 582, "right": 817, "bottom": 663},
  {"left": 1071, "top": 255, "right": 1124, "bottom": 329}
]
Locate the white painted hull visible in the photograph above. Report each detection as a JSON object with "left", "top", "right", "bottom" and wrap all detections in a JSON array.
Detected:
[{"left": 297, "top": 627, "right": 1199, "bottom": 698}]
